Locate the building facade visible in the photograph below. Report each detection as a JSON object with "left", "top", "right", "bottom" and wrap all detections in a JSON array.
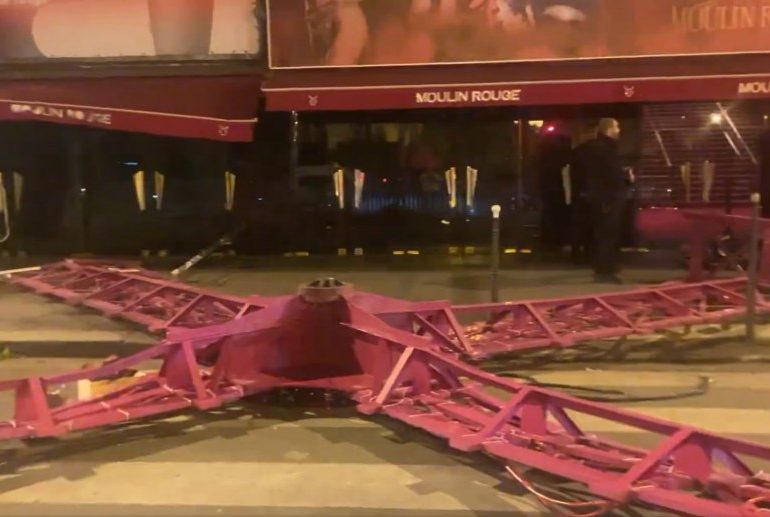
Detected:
[
  {"left": 0, "top": 0, "right": 265, "bottom": 256},
  {"left": 1, "top": 0, "right": 770, "bottom": 257},
  {"left": 260, "top": 0, "right": 770, "bottom": 254}
]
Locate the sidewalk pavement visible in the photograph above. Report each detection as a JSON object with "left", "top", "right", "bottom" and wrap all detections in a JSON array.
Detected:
[{"left": 0, "top": 284, "right": 154, "bottom": 358}]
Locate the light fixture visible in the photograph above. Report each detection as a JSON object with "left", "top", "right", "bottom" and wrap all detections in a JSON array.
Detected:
[{"left": 709, "top": 113, "right": 723, "bottom": 125}]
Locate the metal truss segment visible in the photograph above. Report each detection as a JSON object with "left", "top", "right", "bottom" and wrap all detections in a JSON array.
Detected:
[
  {"left": 455, "top": 278, "right": 770, "bottom": 358},
  {"left": 4, "top": 261, "right": 264, "bottom": 333},
  {"left": 346, "top": 307, "right": 770, "bottom": 516}
]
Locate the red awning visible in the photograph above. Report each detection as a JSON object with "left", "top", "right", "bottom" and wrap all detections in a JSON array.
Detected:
[
  {"left": 264, "top": 55, "right": 770, "bottom": 112},
  {"left": 0, "top": 75, "right": 260, "bottom": 141}
]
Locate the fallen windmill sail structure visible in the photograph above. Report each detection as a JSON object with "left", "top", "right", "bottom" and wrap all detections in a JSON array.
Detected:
[{"left": 1, "top": 266, "right": 770, "bottom": 516}]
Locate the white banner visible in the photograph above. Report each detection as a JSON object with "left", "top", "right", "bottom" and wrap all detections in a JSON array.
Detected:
[{"left": 0, "top": 0, "right": 260, "bottom": 60}]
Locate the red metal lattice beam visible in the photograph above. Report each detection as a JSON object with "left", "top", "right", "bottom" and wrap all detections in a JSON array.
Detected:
[
  {"left": 3, "top": 260, "right": 264, "bottom": 333},
  {"left": 682, "top": 211, "right": 770, "bottom": 282},
  {"left": 451, "top": 277, "right": 770, "bottom": 359},
  {"left": 5, "top": 261, "right": 767, "bottom": 360},
  {"left": 351, "top": 277, "right": 769, "bottom": 359},
  {"left": 347, "top": 307, "right": 770, "bottom": 517}
]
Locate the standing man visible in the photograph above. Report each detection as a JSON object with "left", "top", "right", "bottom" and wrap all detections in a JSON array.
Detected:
[
  {"left": 536, "top": 126, "right": 572, "bottom": 251},
  {"left": 567, "top": 123, "right": 597, "bottom": 264},
  {"left": 586, "top": 118, "right": 629, "bottom": 284}
]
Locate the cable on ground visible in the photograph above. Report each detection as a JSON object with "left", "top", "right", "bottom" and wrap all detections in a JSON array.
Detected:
[{"left": 506, "top": 465, "right": 616, "bottom": 517}]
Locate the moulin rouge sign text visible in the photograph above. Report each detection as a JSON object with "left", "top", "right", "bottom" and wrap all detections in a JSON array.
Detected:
[
  {"left": 415, "top": 89, "right": 523, "bottom": 105},
  {"left": 9, "top": 103, "right": 112, "bottom": 125}
]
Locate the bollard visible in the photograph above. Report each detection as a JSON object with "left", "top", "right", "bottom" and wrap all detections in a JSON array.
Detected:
[
  {"left": 0, "top": 173, "right": 9, "bottom": 244},
  {"left": 747, "top": 192, "right": 761, "bottom": 344},
  {"left": 491, "top": 205, "right": 501, "bottom": 303}
]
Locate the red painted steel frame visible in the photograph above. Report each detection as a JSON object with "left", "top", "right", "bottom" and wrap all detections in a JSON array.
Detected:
[
  {"left": 3, "top": 260, "right": 265, "bottom": 332},
  {"left": 453, "top": 277, "right": 770, "bottom": 359},
  {"left": 0, "top": 283, "right": 769, "bottom": 517},
  {"left": 682, "top": 211, "right": 770, "bottom": 282},
  {"left": 6, "top": 261, "right": 768, "bottom": 360}
]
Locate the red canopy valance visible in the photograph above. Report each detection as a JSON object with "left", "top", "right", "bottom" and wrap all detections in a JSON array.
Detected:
[
  {"left": 0, "top": 75, "right": 261, "bottom": 141},
  {"left": 264, "top": 54, "right": 770, "bottom": 111}
]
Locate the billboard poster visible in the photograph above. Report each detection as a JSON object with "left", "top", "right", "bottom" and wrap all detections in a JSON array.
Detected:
[
  {"left": 267, "top": 0, "right": 770, "bottom": 68},
  {"left": 0, "top": 0, "right": 260, "bottom": 61}
]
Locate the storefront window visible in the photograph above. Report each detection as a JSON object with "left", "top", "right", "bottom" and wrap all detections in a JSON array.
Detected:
[
  {"left": 3, "top": 101, "right": 764, "bottom": 257},
  {"left": 291, "top": 110, "right": 528, "bottom": 252},
  {"left": 638, "top": 102, "right": 766, "bottom": 207}
]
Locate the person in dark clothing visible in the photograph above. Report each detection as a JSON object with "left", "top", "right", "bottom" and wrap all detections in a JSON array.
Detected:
[
  {"left": 567, "top": 126, "right": 597, "bottom": 264},
  {"left": 537, "top": 130, "right": 572, "bottom": 250},
  {"left": 585, "top": 118, "right": 629, "bottom": 283},
  {"left": 759, "top": 128, "right": 770, "bottom": 219}
]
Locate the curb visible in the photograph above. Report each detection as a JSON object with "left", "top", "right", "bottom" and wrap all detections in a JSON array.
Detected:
[{"left": 2, "top": 341, "right": 150, "bottom": 359}]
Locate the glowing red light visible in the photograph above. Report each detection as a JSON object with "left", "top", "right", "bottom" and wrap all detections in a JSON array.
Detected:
[
  {"left": 382, "top": 178, "right": 388, "bottom": 183},
  {"left": 546, "top": 125, "right": 556, "bottom": 133}
]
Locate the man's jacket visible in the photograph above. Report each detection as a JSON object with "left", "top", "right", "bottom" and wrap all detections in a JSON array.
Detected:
[{"left": 584, "top": 134, "right": 627, "bottom": 207}]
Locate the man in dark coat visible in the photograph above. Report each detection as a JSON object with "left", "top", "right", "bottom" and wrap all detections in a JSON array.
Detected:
[
  {"left": 537, "top": 129, "right": 572, "bottom": 250},
  {"left": 585, "top": 118, "right": 629, "bottom": 283},
  {"left": 567, "top": 124, "right": 597, "bottom": 264}
]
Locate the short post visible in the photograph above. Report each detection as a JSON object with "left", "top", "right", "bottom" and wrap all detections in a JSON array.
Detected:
[
  {"left": 747, "top": 192, "right": 761, "bottom": 344},
  {"left": 491, "top": 205, "right": 502, "bottom": 303}
]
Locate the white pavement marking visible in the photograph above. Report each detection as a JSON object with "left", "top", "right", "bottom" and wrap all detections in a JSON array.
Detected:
[
  {"left": 0, "top": 330, "right": 134, "bottom": 342},
  {"left": 142, "top": 408, "right": 770, "bottom": 436},
  {"left": 530, "top": 371, "right": 770, "bottom": 389},
  {"left": 568, "top": 408, "right": 770, "bottom": 435},
  {"left": 0, "top": 362, "right": 768, "bottom": 513},
  {"left": 254, "top": 409, "right": 770, "bottom": 435},
  {"left": 0, "top": 462, "right": 542, "bottom": 513}
]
